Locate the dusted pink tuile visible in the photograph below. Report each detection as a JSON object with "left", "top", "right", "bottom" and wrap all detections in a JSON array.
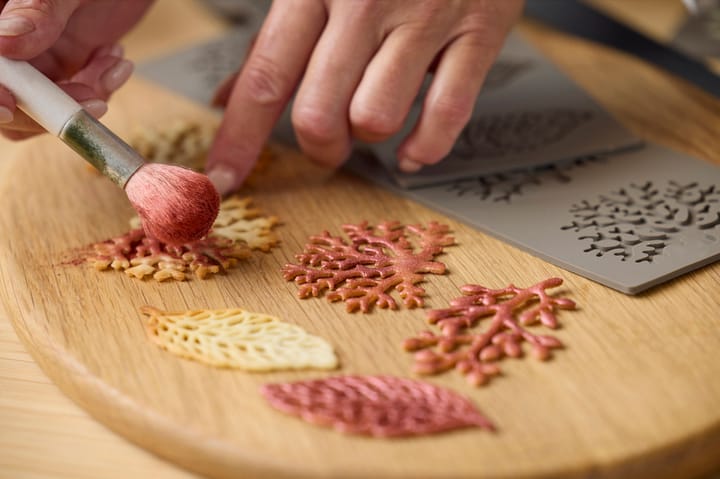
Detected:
[
  {"left": 88, "top": 227, "right": 249, "bottom": 280},
  {"left": 261, "top": 375, "right": 494, "bottom": 437},
  {"left": 125, "top": 164, "right": 220, "bottom": 245},
  {"left": 282, "top": 221, "right": 455, "bottom": 313},
  {"left": 404, "top": 278, "right": 576, "bottom": 387}
]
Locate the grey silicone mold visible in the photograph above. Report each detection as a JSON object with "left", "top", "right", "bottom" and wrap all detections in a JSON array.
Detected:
[
  {"left": 137, "top": 27, "right": 261, "bottom": 106},
  {"left": 347, "top": 145, "right": 720, "bottom": 294},
  {"left": 366, "top": 33, "right": 643, "bottom": 188}
]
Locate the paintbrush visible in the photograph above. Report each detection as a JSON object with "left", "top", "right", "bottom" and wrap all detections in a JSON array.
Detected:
[{"left": 0, "top": 57, "right": 220, "bottom": 244}]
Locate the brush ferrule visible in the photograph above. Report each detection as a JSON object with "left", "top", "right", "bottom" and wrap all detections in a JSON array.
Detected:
[{"left": 59, "top": 110, "right": 145, "bottom": 188}]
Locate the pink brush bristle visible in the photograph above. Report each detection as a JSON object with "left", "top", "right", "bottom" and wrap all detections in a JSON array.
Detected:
[{"left": 125, "top": 164, "right": 220, "bottom": 245}]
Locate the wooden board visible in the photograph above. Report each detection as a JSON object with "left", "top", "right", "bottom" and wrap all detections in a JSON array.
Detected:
[
  {"left": 3, "top": 9, "right": 720, "bottom": 479},
  {"left": 1, "top": 76, "right": 720, "bottom": 479}
]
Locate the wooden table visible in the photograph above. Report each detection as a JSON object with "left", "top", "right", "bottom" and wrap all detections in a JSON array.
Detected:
[{"left": 2, "top": 1, "right": 719, "bottom": 478}]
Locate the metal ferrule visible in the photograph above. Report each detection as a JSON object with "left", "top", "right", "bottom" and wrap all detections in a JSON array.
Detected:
[{"left": 59, "top": 109, "right": 145, "bottom": 188}]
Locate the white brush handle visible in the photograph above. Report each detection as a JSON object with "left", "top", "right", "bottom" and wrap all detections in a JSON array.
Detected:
[
  {"left": 0, "top": 57, "right": 83, "bottom": 135},
  {"left": 0, "top": 56, "right": 144, "bottom": 187}
]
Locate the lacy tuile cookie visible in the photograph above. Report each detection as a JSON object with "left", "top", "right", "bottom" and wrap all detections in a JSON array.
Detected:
[
  {"left": 210, "top": 197, "right": 280, "bottom": 252},
  {"left": 130, "top": 119, "right": 217, "bottom": 171},
  {"left": 404, "top": 277, "right": 577, "bottom": 386},
  {"left": 89, "top": 230, "right": 250, "bottom": 281},
  {"left": 261, "top": 375, "right": 494, "bottom": 437},
  {"left": 87, "top": 119, "right": 275, "bottom": 181},
  {"left": 128, "top": 119, "right": 275, "bottom": 181},
  {"left": 88, "top": 196, "right": 280, "bottom": 281},
  {"left": 141, "top": 306, "right": 338, "bottom": 371},
  {"left": 283, "top": 221, "right": 455, "bottom": 313}
]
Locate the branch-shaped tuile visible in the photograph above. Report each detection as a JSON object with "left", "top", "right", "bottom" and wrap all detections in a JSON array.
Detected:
[
  {"left": 282, "top": 221, "right": 455, "bottom": 313},
  {"left": 404, "top": 277, "right": 576, "bottom": 386}
]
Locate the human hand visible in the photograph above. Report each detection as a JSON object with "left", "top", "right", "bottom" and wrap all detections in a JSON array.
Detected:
[
  {"left": 0, "top": 0, "right": 154, "bottom": 140},
  {"left": 206, "top": 0, "right": 524, "bottom": 195}
]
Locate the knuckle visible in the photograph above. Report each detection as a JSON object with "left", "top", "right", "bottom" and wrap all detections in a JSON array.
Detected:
[
  {"left": 411, "top": 1, "right": 446, "bottom": 25},
  {"left": 240, "top": 56, "right": 291, "bottom": 107},
  {"left": 345, "top": 0, "right": 379, "bottom": 17},
  {"left": 350, "top": 104, "right": 403, "bottom": 140},
  {"left": 291, "top": 106, "right": 341, "bottom": 146},
  {"left": 429, "top": 96, "right": 473, "bottom": 131}
]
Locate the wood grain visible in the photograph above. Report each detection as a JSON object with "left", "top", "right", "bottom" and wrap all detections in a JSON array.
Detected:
[
  {"left": 3, "top": 1, "right": 720, "bottom": 478},
  {"left": 3, "top": 53, "right": 720, "bottom": 479}
]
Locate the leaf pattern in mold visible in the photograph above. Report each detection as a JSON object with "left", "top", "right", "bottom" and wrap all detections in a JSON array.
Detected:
[
  {"left": 481, "top": 58, "right": 533, "bottom": 93},
  {"left": 451, "top": 109, "right": 594, "bottom": 159}
]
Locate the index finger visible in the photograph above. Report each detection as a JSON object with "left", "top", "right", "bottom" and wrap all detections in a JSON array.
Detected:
[{"left": 206, "top": 0, "right": 326, "bottom": 195}]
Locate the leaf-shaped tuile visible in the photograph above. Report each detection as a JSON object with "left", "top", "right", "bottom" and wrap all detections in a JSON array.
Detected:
[
  {"left": 282, "top": 221, "right": 455, "bottom": 313},
  {"left": 140, "top": 306, "right": 338, "bottom": 371},
  {"left": 261, "top": 375, "right": 494, "bottom": 437},
  {"left": 404, "top": 278, "right": 577, "bottom": 387}
]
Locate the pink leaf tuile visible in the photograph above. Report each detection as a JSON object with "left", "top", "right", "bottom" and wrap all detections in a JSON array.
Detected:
[{"left": 261, "top": 375, "right": 494, "bottom": 437}]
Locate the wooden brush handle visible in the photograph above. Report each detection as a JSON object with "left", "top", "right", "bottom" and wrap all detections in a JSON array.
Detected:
[{"left": 0, "top": 57, "right": 83, "bottom": 135}]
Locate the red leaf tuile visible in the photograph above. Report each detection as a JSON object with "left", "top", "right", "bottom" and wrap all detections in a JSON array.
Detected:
[
  {"left": 403, "top": 277, "right": 577, "bottom": 387},
  {"left": 260, "top": 375, "right": 494, "bottom": 437},
  {"left": 282, "top": 221, "right": 455, "bottom": 313}
]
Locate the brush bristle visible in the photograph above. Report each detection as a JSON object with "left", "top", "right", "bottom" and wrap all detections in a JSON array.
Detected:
[{"left": 125, "top": 164, "right": 220, "bottom": 244}]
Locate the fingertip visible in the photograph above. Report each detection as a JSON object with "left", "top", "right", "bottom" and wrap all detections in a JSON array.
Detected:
[
  {"left": 0, "top": 15, "right": 35, "bottom": 38},
  {"left": 206, "top": 124, "right": 263, "bottom": 193},
  {"left": 206, "top": 165, "right": 239, "bottom": 197},
  {"left": 0, "top": 85, "right": 17, "bottom": 124},
  {"left": 80, "top": 99, "right": 108, "bottom": 119},
  {"left": 100, "top": 59, "right": 133, "bottom": 93},
  {"left": 0, "top": 105, "right": 14, "bottom": 124},
  {"left": 0, "top": 1, "right": 77, "bottom": 58},
  {"left": 397, "top": 157, "right": 425, "bottom": 173},
  {"left": 0, "top": 18, "right": 47, "bottom": 59}
]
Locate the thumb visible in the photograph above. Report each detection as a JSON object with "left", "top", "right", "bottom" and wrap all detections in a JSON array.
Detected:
[{"left": 0, "top": 0, "right": 82, "bottom": 59}]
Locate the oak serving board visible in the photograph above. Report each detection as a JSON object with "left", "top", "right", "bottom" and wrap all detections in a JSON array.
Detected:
[
  {"left": 4, "top": 2, "right": 720, "bottom": 474},
  {"left": 1, "top": 77, "right": 720, "bottom": 479}
]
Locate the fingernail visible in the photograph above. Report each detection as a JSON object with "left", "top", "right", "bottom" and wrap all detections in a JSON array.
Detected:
[
  {"left": 397, "top": 157, "right": 424, "bottom": 173},
  {"left": 206, "top": 165, "right": 237, "bottom": 197},
  {"left": 81, "top": 99, "right": 108, "bottom": 118},
  {"left": 0, "top": 106, "right": 13, "bottom": 123},
  {"left": 101, "top": 59, "right": 133, "bottom": 92},
  {"left": 0, "top": 16, "right": 34, "bottom": 37}
]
